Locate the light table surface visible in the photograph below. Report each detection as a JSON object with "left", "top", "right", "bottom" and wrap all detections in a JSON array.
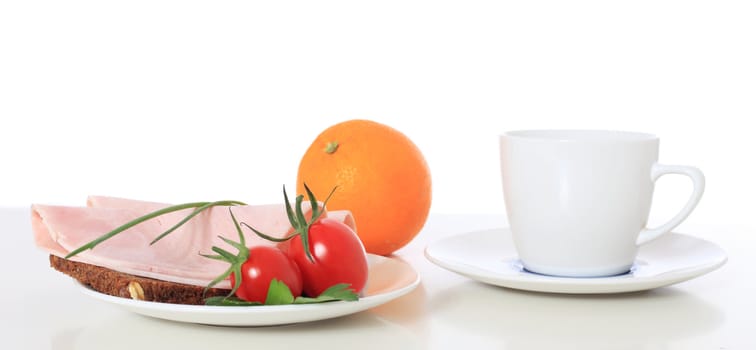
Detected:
[{"left": 1, "top": 207, "right": 753, "bottom": 349}]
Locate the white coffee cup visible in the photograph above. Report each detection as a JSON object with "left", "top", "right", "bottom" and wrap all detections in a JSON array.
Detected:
[{"left": 499, "top": 130, "right": 705, "bottom": 277}]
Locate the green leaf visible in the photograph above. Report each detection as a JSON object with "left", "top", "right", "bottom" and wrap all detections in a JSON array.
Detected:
[
  {"left": 203, "top": 283, "right": 360, "bottom": 306},
  {"left": 294, "top": 284, "right": 359, "bottom": 304},
  {"left": 264, "top": 279, "right": 295, "bottom": 305},
  {"left": 205, "top": 296, "right": 262, "bottom": 306}
]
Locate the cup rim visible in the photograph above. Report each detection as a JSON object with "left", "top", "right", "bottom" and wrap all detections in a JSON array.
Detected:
[{"left": 502, "top": 129, "right": 658, "bottom": 142}]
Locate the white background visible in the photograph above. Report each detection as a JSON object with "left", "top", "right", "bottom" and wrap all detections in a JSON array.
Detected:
[{"left": 1, "top": 1, "right": 754, "bottom": 231}]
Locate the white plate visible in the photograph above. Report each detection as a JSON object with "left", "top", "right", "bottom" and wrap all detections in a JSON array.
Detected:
[
  {"left": 425, "top": 228, "right": 727, "bottom": 294},
  {"left": 77, "top": 254, "right": 420, "bottom": 326}
]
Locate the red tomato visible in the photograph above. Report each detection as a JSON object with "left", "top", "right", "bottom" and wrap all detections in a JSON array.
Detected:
[
  {"left": 285, "top": 218, "right": 369, "bottom": 297},
  {"left": 230, "top": 246, "right": 303, "bottom": 303}
]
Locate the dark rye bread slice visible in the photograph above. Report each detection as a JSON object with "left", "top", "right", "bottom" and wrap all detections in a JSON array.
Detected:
[{"left": 50, "top": 255, "right": 230, "bottom": 305}]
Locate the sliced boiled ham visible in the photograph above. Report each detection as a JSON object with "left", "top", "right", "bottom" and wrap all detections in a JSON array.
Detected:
[{"left": 32, "top": 196, "right": 356, "bottom": 289}]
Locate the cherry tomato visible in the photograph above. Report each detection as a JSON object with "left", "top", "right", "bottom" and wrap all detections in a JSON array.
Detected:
[
  {"left": 285, "top": 217, "right": 369, "bottom": 297},
  {"left": 230, "top": 246, "right": 303, "bottom": 303}
]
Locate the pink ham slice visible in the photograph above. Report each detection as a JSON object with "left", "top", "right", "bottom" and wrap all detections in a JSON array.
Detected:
[{"left": 32, "top": 196, "right": 356, "bottom": 289}]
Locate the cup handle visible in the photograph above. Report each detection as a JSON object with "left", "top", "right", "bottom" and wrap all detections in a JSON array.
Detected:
[{"left": 636, "top": 164, "right": 706, "bottom": 245}]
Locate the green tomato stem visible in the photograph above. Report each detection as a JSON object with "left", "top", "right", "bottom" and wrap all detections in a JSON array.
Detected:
[{"left": 244, "top": 184, "right": 338, "bottom": 264}]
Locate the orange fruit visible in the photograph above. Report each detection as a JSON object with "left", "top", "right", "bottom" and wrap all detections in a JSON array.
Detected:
[{"left": 296, "top": 119, "right": 432, "bottom": 256}]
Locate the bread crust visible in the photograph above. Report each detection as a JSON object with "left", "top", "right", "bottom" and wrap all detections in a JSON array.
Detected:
[{"left": 50, "top": 255, "right": 229, "bottom": 305}]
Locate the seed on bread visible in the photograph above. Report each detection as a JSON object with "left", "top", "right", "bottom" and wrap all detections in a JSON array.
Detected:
[{"left": 128, "top": 281, "right": 145, "bottom": 300}]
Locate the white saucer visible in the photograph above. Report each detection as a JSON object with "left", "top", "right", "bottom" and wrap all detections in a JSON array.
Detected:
[
  {"left": 77, "top": 254, "right": 420, "bottom": 326},
  {"left": 425, "top": 228, "right": 727, "bottom": 294}
]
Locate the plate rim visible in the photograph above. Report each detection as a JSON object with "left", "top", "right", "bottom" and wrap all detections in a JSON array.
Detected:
[{"left": 424, "top": 228, "right": 727, "bottom": 294}]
